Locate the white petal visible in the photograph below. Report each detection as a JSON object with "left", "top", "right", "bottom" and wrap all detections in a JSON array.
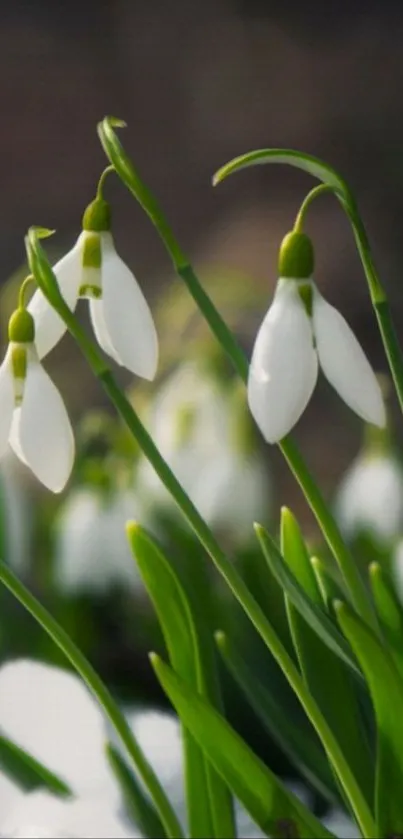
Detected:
[
  {"left": 28, "top": 236, "right": 83, "bottom": 359},
  {"left": 0, "top": 660, "right": 116, "bottom": 800},
  {"left": 313, "top": 290, "right": 386, "bottom": 427},
  {"left": 0, "top": 355, "right": 14, "bottom": 457},
  {"left": 1, "top": 790, "right": 138, "bottom": 839},
  {"left": 247, "top": 280, "right": 318, "bottom": 443},
  {"left": 9, "top": 356, "right": 74, "bottom": 493},
  {"left": 335, "top": 453, "right": 403, "bottom": 542},
  {"left": 88, "top": 298, "right": 120, "bottom": 364},
  {"left": 98, "top": 234, "right": 158, "bottom": 379}
]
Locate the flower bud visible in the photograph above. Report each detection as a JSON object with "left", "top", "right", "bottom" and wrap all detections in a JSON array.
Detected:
[
  {"left": 82, "top": 198, "right": 111, "bottom": 232},
  {"left": 278, "top": 231, "right": 314, "bottom": 279},
  {"left": 8, "top": 309, "right": 35, "bottom": 344}
]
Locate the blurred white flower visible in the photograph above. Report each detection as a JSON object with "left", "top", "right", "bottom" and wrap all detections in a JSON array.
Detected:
[
  {"left": 138, "top": 362, "right": 271, "bottom": 545},
  {"left": 335, "top": 450, "right": 403, "bottom": 543},
  {"left": 0, "top": 310, "right": 74, "bottom": 493},
  {"left": 0, "top": 659, "right": 137, "bottom": 838},
  {"left": 322, "top": 807, "right": 360, "bottom": 838},
  {"left": 248, "top": 232, "right": 385, "bottom": 443},
  {"left": 53, "top": 487, "right": 144, "bottom": 596},
  {"left": 29, "top": 216, "right": 158, "bottom": 380}
]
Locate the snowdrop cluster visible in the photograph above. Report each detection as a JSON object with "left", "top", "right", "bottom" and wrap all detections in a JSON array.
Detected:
[
  {"left": 248, "top": 231, "right": 385, "bottom": 443},
  {"left": 137, "top": 361, "right": 272, "bottom": 545},
  {"left": 0, "top": 186, "right": 159, "bottom": 494},
  {"left": 53, "top": 485, "right": 145, "bottom": 595}
]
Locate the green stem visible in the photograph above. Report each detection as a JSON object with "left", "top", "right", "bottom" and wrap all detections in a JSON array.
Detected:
[
  {"left": 96, "top": 165, "right": 116, "bottom": 201},
  {"left": 18, "top": 274, "right": 36, "bottom": 309},
  {"left": 294, "top": 184, "right": 333, "bottom": 232},
  {"left": 0, "top": 563, "right": 183, "bottom": 839}
]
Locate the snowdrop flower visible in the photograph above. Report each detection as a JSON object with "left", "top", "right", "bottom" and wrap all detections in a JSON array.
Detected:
[
  {"left": 53, "top": 485, "right": 144, "bottom": 595},
  {"left": 29, "top": 188, "right": 158, "bottom": 379},
  {"left": 138, "top": 362, "right": 271, "bottom": 543},
  {"left": 248, "top": 230, "right": 385, "bottom": 443},
  {"left": 0, "top": 659, "right": 138, "bottom": 838},
  {"left": 335, "top": 435, "right": 403, "bottom": 543},
  {"left": 0, "top": 304, "right": 74, "bottom": 493}
]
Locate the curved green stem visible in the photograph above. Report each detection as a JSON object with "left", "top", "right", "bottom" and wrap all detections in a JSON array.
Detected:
[
  {"left": 0, "top": 563, "right": 183, "bottom": 839},
  {"left": 294, "top": 184, "right": 333, "bottom": 233},
  {"left": 18, "top": 274, "right": 36, "bottom": 309},
  {"left": 96, "top": 165, "right": 116, "bottom": 200}
]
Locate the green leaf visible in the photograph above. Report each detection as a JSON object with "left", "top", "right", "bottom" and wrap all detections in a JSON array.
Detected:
[
  {"left": 254, "top": 524, "right": 361, "bottom": 678},
  {"left": 336, "top": 599, "right": 403, "bottom": 837},
  {"left": 212, "top": 149, "right": 347, "bottom": 194},
  {"left": 0, "top": 733, "right": 70, "bottom": 796},
  {"left": 280, "top": 509, "right": 322, "bottom": 603},
  {"left": 369, "top": 562, "right": 403, "bottom": 683},
  {"left": 215, "top": 630, "right": 337, "bottom": 803},
  {"left": 280, "top": 514, "right": 373, "bottom": 808},
  {"left": 107, "top": 744, "right": 166, "bottom": 838},
  {"left": 151, "top": 654, "right": 335, "bottom": 839},
  {"left": 127, "top": 523, "right": 235, "bottom": 838},
  {"left": 310, "top": 558, "right": 346, "bottom": 611}
]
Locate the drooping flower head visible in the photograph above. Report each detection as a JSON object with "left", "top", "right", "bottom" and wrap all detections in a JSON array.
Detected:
[
  {"left": 0, "top": 290, "right": 74, "bottom": 492},
  {"left": 28, "top": 173, "right": 158, "bottom": 380},
  {"left": 248, "top": 229, "right": 386, "bottom": 443},
  {"left": 335, "top": 421, "right": 403, "bottom": 544}
]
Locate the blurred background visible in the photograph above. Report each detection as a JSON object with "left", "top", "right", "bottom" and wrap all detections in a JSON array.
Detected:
[{"left": 1, "top": 0, "right": 403, "bottom": 809}]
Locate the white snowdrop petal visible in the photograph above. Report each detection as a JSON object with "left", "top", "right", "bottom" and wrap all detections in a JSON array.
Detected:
[
  {"left": 0, "top": 660, "right": 115, "bottom": 798},
  {"left": 248, "top": 280, "right": 318, "bottom": 443},
  {"left": 88, "top": 298, "right": 120, "bottom": 364},
  {"left": 313, "top": 290, "right": 385, "bottom": 427},
  {"left": 10, "top": 359, "right": 74, "bottom": 493},
  {"left": 0, "top": 358, "right": 15, "bottom": 458},
  {"left": 28, "top": 237, "right": 83, "bottom": 360},
  {"left": 336, "top": 454, "right": 403, "bottom": 542},
  {"left": 126, "top": 709, "right": 185, "bottom": 817},
  {"left": 100, "top": 234, "right": 158, "bottom": 379},
  {"left": 0, "top": 790, "right": 138, "bottom": 839},
  {"left": 53, "top": 490, "right": 107, "bottom": 594}
]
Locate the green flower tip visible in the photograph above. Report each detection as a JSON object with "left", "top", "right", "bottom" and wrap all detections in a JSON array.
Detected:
[
  {"left": 105, "top": 116, "right": 127, "bottom": 129},
  {"left": 82, "top": 198, "right": 111, "bottom": 232},
  {"left": 8, "top": 308, "right": 35, "bottom": 343},
  {"left": 278, "top": 230, "right": 314, "bottom": 279},
  {"left": 125, "top": 520, "right": 141, "bottom": 539}
]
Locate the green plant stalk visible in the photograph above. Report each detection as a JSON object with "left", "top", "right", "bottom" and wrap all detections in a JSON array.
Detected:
[
  {"left": 0, "top": 563, "right": 183, "bottom": 839},
  {"left": 26, "top": 231, "right": 375, "bottom": 832},
  {"left": 96, "top": 119, "right": 375, "bottom": 629}
]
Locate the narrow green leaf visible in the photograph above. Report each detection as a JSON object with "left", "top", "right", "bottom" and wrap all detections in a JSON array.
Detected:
[
  {"left": 280, "top": 516, "right": 373, "bottom": 808},
  {"left": 0, "top": 734, "right": 70, "bottom": 796},
  {"left": 255, "top": 524, "right": 361, "bottom": 678},
  {"left": 127, "top": 523, "right": 234, "bottom": 839},
  {"left": 369, "top": 562, "right": 403, "bottom": 683},
  {"left": 336, "top": 599, "right": 403, "bottom": 837},
  {"left": 212, "top": 149, "right": 347, "bottom": 194},
  {"left": 107, "top": 744, "right": 166, "bottom": 838},
  {"left": 215, "top": 630, "right": 337, "bottom": 803},
  {"left": 310, "top": 558, "right": 345, "bottom": 612},
  {"left": 280, "top": 508, "right": 322, "bottom": 603},
  {"left": 151, "top": 654, "right": 335, "bottom": 839}
]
